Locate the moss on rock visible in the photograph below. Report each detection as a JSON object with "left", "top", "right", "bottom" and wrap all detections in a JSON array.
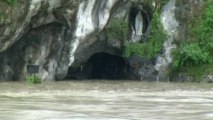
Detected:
[
  {"left": 106, "top": 18, "right": 129, "bottom": 42},
  {"left": 124, "top": 11, "right": 167, "bottom": 59}
]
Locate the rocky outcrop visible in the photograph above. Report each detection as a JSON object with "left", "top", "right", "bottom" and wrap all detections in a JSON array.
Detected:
[
  {"left": 0, "top": 0, "right": 207, "bottom": 81},
  {"left": 155, "top": 0, "right": 178, "bottom": 79},
  {"left": 0, "top": 0, "right": 61, "bottom": 52}
]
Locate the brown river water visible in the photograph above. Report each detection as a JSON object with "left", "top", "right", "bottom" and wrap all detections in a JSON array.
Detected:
[{"left": 0, "top": 80, "right": 213, "bottom": 120}]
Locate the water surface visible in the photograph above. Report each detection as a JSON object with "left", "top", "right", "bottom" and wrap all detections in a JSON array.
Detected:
[{"left": 0, "top": 80, "right": 213, "bottom": 120}]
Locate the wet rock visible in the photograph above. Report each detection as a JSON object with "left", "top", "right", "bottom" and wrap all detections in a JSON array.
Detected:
[{"left": 203, "top": 75, "right": 213, "bottom": 83}]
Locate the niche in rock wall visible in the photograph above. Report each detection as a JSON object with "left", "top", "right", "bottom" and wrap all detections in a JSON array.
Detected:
[
  {"left": 129, "top": 7, "right": 150, "bottom": 41},
  {"left": 65, "top": 52, "right": 130, "bottom": 80}
]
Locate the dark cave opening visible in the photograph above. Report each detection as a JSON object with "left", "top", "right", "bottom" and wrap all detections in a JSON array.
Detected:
[
  {"left": 89, "top": 52, "right": 127, "bottom": 79},
  {"left": 66, "top": 52, "right": 129, "bottom": 80}
]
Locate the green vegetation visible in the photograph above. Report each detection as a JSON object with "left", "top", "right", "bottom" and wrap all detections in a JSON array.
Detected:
[
  {"left": 26, "top": 74, "right": 41, "bottom": 84},
  {"left": 161, "top": 0, "right": 170, "bottom": 7},
  {"left": 0, "top": 12, "right": 5, "bottom": 21},
  {"left": 175, "top": 63, "right": 213, "bottom": 82},
  {"left": 0, "top": 12, "right": 11, "bottom": 24},
  {"left": 69, "top": 0, "right": 80, "bottom": 8},
  {"left": 106, "top": 18, "right": 128, "bottom": 41},
  {"left": 1, "top": 0, "right": 17, "bottom": 5},
  {"left": 124, "top": 11, "right": 167, "bottom": 58},
  {"left": 193, "top": 0, "right": 213, "bottom": 52},
  {"left": 171, "top": 0, "right": 213, "bottom": 81},
  {"left": 172, "top": 43, "right": 212, "bottom": 70},
  {"left": 106, "top": 1, "right": 168, "bottom": 59},
  {"left": 143, "top": 0, "right": 169, "bottom": 10}
]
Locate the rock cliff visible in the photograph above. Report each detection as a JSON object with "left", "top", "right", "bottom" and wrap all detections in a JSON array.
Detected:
[{"left": 0, "top": 0, "right": 210, "bottom": 81}]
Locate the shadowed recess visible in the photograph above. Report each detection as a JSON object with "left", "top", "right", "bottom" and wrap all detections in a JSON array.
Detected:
[{"left": 66, "top": 52, "right": 128, "bottom": 80}]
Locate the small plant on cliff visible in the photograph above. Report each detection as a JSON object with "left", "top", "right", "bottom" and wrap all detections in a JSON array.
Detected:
[
  {"left": 69, "top": 0, "right": 80, "bottom": 8},
  {"left": 143, "top": 0, "right": 169, "bottom": 10},
  {"left": 26, "top": 74, "right": 41, "bottom": 84},
  {"left": 1, "top": 0, "right": 17, "bottom": 5},
  {"left": 106, "top": 18, "right": 128, "bottom": 41},
  {"left": 124, "top": 11, "right": 167, "bottom": 58},
  {"left": 0, "top": 12, "right": 5, "bottom": 21}
]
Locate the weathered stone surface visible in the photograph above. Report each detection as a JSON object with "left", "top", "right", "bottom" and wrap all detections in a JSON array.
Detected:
[
  {"left": 0, "top": 23, "right": 69, "bottom": 80},
  {"left": 175, "top": 0, "right": 204, "bottom": 42},
  {"left": 0, "top": 0, "right": 62, "bottom": 52},
  {"left": 203, "top": 75, "right": 213, "bottom": 83}
]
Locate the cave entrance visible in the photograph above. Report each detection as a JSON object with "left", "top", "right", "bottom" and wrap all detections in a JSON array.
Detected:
[
  {"left": 88, "top": 52, "right": 127, "bottom": 79},
  {"left": 66, "top": 52, "right": 128, "bottom": 80}
]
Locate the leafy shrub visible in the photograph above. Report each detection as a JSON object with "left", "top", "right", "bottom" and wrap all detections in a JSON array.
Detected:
[
  {"left": 124, "top": 12, "right": 167, "bottom": 58},
  {"left": 26, "top": 74, "right": 41, "bottom": 84},
  {"left": 182, "top": 63, "right": 213, "bottom": 82},
  {"left": 106, "top": 18, "right": 128, "bottom": 41},
  {"left": 124, "top": 38, "right": 164, "bottom": 59},
  {"left": 172, "top": 43, "right": 212, "bottom": 71}
]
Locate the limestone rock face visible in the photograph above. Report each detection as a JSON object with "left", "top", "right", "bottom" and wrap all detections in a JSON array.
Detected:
[
  {"left": 0, "top": 0, "right": 62, "bottom": 52},
  {"left": 0, "top": 23, "right": 68, "bottom": 80},
  {"left": 0, "top": 0, "right": 206, "bottom": 81}
]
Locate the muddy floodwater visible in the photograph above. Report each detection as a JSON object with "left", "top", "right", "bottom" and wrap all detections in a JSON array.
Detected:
[{"left": 0, "top": 80, "right": 213, "bottom": 120}]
